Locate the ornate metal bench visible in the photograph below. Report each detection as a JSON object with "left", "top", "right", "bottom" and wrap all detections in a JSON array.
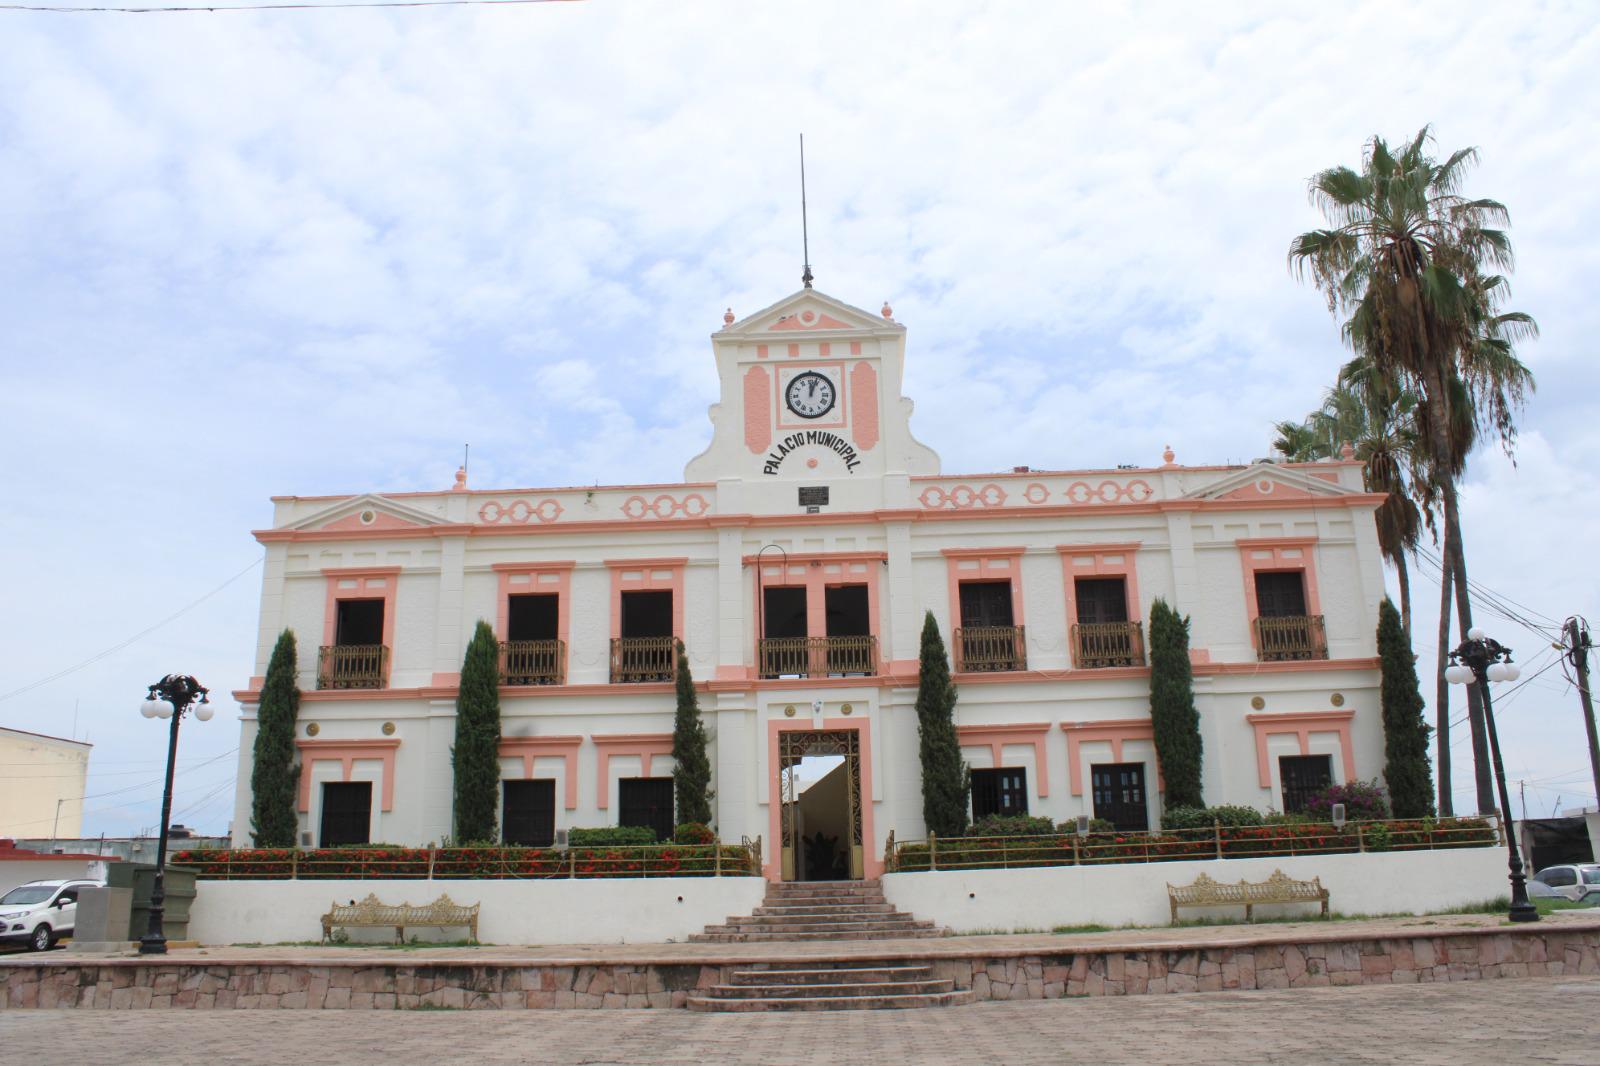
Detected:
[
  {"left": 321, "top": 893, "right": 480, "bottom": 944},
  {"left": 1167, "top": 869, "right": 1329, "bottom": 923}
]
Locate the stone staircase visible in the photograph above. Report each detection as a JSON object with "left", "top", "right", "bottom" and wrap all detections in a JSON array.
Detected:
[
  {"left": 686, "top": 960, "right": 974, "bottom": 1012},
  {"left": 690, "top": 879, "right": 945, "bottom": 943}
]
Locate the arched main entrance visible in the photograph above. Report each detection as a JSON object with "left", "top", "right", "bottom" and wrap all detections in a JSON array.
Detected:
[{"left": 779, "top": 729, "right": 864, "bottom": 881}]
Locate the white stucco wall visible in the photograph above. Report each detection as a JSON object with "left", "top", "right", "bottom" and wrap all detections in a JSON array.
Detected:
[
  {"left": 882, "top": 847, "right": 1508, "bottom": 932},
  {"left": 0, "top": 858, "right": 112, "bottom": 896},
  {"left": 187, "top": 876, "right": 767, "bottom": 946}
]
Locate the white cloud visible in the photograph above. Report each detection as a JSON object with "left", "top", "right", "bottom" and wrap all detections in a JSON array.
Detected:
[{"left": 0, "top": 0, "right": 1596, "bottom": 834}]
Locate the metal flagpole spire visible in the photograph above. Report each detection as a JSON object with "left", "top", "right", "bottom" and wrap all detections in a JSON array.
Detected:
[{"left": 800, "top": 133, "right": 814, "bottom": 289}]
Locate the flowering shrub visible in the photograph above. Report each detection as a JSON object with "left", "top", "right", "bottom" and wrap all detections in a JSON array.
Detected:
[
  {"left": 1161, "top": 805, "right": 1266, "bottom": 830},
  {"left": 673, "top": 822, "right": 716, "bottom": 845},
  {"left": 886, "top": 816, "right": 1498, "bottom": 872},
  {"left": 172, "top": 842, "right": 756, "bottom": 880},
  {"left": 967, "top": 815, "right": 1059, "bottom": 838},
  {"left": 1303, "top": 779, "right": 1390, "bottom": 821}
]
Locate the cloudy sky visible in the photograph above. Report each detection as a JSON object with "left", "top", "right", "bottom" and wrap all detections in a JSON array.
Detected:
[{"left": 2, "top": 1, "right": 1596, "bottom": 839}]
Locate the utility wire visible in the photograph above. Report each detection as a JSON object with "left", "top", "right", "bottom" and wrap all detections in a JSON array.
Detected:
[
  {"left": 1, "top": 0, "right": 574, "bottom": 12},
  {"left": 0, "top": 557, "right": 261, "bottom": 706}
]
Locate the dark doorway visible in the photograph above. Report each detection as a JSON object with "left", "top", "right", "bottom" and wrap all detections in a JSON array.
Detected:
[
  {"left": 1075, "top": 578, "right": 1129, "bottom": 624},
  {"left": 959, "top": 581, "right": 1015, "bottom": 629},
  {"left": 507, "top": 594, "right": 559, "bottom": 642},
  {"left": 763, "top": 586, "right": 808, "bottom": 639},
  {"left": 1279, "top": 755, "right": 1333, "bottom": 814},
  {"left": 1255, "top": 572, "right": 1309, "bottom": 617},
  {"left": 620, "top": 590, "right": 673, "bottom": 638},
  {"left": 618, "top": 777, "right": 674, "bottom": 842},
  {"left": 319, "top": 781, "right": 372, "bottom": 847},
  {"left": 970, "top": 767, "right": 1028, "bottom": 819},
  {"left": 334, "top": 599, "right": 384, "bottom": 646},
  {"left": 502, "top": 779, "right": 556, "bottom": 847},
  {"left": 1091, "top": 763, "right": 1148, "bottom": 831},
  {"left": 824, "top": 585, "right": 871, "bottom": 636}
]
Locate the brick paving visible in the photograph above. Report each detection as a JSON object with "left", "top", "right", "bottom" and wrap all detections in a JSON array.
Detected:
[{"left": 3, "top": 975, "right": 1597, "bottom": 1064}]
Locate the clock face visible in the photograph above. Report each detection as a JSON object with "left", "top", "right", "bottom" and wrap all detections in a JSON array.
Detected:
[{"left": 785, "top": 371, "right": 837, "bottom": 419}]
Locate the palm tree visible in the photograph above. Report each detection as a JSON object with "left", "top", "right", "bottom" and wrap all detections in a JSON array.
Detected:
[
  {"left": 1289, "top": 128, "right": 1536, "bottom": 816},
  {"left": 1271, "top": 379, "right": 1424, "bottom": 637}
]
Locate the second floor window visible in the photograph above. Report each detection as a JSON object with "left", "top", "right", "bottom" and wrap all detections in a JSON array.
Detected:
[
  {"left": 335, "top": 599, "right": 384, "bottom": 646},
  {"left": 956, "top": 581, "right": 1024, "bottom": 672},
  {"left": 1255, "top": 571, "right": 1308, "bottom": 617},
  {"left": 507, "top": 593, "right": 559, "bottom": 642},
  {"left": 613, "top": 590, "right": 675, "bottom": 682},
  {"left": 1071, "top": 577, "right": 1143, "bottom": 668},
  {"left": 1253, "top": 571, "right": 1327, "bottom": 661}
]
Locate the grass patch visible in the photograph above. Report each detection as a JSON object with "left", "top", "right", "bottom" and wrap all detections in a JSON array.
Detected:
[{"left": 403, "top": 1002, "right": 461, "bottom": 1010}]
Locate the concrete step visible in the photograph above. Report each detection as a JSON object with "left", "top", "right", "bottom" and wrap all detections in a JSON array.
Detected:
[
  {"left": 748, "top": 902, "right": 902, "bottom": 915},
  {"left": 725, "top": 913, "right": 929, "bottom": 928},
  {"left": 688, "top": 929, "right": 946, "bottom": 943},
  {"left": 729, "top": 965, "right": 934, "bottom": 986},
  {"left": 703, "top": 919, "right": 936, "bottom": 935},
  {"left": 687, "top": 990, "right": 975, "bottom": 1012},
  {"left": 702, "top": 979, "right": 955, "bottom": 1000}
]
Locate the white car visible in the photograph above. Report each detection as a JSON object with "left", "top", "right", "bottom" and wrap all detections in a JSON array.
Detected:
[
  {"left": 1529, "top": 864, "right": 1600, "bottom": 903},
  {"left": 0, "top": 879, "right": 100, "bottom": 951}
]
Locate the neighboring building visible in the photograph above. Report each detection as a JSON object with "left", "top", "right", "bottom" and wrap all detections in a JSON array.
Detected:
[
  {"left": 0, "top": 726, "right": 91, "bottom": 840},
  {"left": 230, "top": 288, "right": 1389, "bottom": 880},
  {"left": 10, "top": 827, "right": 230, "bottom": 864}
]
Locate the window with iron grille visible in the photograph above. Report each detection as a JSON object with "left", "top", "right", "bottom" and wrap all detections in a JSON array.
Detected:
[
  {"left": 502, "top": 779, "right": 556, "bottom": 847},
  {"left": 1279, "top": 754, "right": 1333, "bottom": 814},
  {"left": 618, "top": 777, "right": 675, "bottom": 842},
  {"left": 970, "top": 767, "right": 1028, "bottom": 819}
]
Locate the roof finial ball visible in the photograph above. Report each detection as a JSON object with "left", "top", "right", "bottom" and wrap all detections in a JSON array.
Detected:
[
  {"left": 452, "top": 465, "right": 468, "bottom": 491},
  {"left": 723, "top": 308, "right": 735, "bottom": 327},
  {"left": 1162, "top": 444, "right": 1176, "bottom": 466},
  {"left": 1340, "top": 441, "right": 1356, "bottom": 461},
  {"left": 881, "top": 301, "right": 893, "bottom": 320}
]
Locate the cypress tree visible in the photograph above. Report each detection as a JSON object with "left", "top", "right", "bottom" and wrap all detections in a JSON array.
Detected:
[
  {"left": 250, "top": 629, "right": 301, "bottom": 847},
  {"left": 915, "top": 611, "right": 969, "bottom": 837},
  {"left": 452, "top": 620, "right": 503, "bottom": 844},
  {"left": 672, "top": 643, "right": 713, "bottom": 827},
  {"left": 1148, "top": 598, "right": 1204, "bottom": 809},
  {"left": 1378, "top": 597, "right": 1436, "bottom": 818}
]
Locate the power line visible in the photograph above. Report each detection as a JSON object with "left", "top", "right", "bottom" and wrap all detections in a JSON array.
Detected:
[
  {"left": 1, "top": 0, "right": 574, "bottom": 12},
  {"left": 0, "top": 556, "right": 261, "bottom": 706}
]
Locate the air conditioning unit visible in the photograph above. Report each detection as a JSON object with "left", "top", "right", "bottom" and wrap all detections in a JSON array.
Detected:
[{"left": 554, "top": 829, "right": 569, "bottom": 848}]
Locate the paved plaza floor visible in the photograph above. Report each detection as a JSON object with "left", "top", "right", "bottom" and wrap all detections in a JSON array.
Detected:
[{"left": 6, "top": 975, "right": 1597, "bottom": 1064}]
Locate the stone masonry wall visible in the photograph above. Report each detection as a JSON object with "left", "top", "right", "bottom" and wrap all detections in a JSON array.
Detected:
[{"left": 4, "top": 927, "right": 1597, "bottom": 1010}]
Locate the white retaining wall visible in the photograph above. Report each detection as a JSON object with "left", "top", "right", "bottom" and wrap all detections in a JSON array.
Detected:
[
  {"left": 188, "top": 877, "right": 767, "bottom": 946},
  {"left": 882, "top": 848, "right": 1509, "bottom": 933},
  {"left": 0, "top": 858, "right": 112, "bottom": 896}
]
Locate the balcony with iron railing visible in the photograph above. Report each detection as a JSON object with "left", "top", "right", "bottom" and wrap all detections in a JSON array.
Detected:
[
  {"left": 1253, "top": 615, "right": 1328, "bottom": 662},
  {"left": 610, "top": 636, "right": 678, "bottom": 683},
  {"left": 317, "top": 644, "right": 389, "bottom": 690},
  {"left": 499, "top": 639, "right": 566, "bottom": 686},
  {"left": 1070, "top": 621, "right": 1146, "bottom": 669},
  {"left": 758, "top": 635, "right": 878, "bottom": 679},
  {"left": 953, "top": 625, "right": 1027, "bottom": 673}
]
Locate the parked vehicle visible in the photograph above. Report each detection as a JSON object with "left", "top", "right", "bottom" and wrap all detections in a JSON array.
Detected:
[
  {"left": 1529, "top": 864, "right": 1600, "bottom": 903},
  {"left": 0, "top": 879, "right": 100, "bottom": 951}
]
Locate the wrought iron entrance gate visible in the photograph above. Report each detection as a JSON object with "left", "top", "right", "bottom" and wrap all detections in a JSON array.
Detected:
[{"left": 779, "top": 729, "right": 864, "bottom": 881}]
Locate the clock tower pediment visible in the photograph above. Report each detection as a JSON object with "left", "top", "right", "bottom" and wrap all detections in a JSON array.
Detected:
[{"left": 685, "top": 288, "right": 939, "bottom": 505}]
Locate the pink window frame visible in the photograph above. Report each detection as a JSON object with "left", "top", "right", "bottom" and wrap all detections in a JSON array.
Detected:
[
  {"left": 1245, "top": 710, "right": 1356, "bottom": 788},
  {"left": 942, "top": 546, "right": 1027, "bottom": 633},
  {"left": 957, "top": 722, "right": 1051, "bottom": 798},
  {"left": 606, "top": 558, "right": 687, "bottom": 642},
  {"left": 295, "top": 737, "right": 400, "bottom": 813},
  {"left": 1236, "top": 537, "right": 1322, "bottom": 650},
  {"left": 321, "top": 567, "right": 400, "bottom": 650},
  {"left": 591, "top": 732, "right": 675, "bottom": 809},
  {"left": 499, "top": 734, "right": 583, "bottom": 811},
  {"left": 493, "top": 561, "right": 573, "bottom": 652},
  {"left": 747, "top": 551, "right": 886, "bottom": 668},
  {"left": 1060, "top": 719, "right": 1163, "bottom": 797},
  {"left": 1056, "top": 543, "right": 1142, "bottom": 637}
]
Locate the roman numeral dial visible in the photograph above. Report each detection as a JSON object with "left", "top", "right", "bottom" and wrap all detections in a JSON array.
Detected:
[{"left": 784, "top": 371, "right": 836, "bottom": 419}]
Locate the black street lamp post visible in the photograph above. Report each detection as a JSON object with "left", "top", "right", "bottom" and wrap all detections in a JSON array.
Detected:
[
  {"left": 138, "top": 674, "right": 214, "bottom": 954},
  {"left": 1445, "top": 630, "right": 1538, "bottom": 923}
]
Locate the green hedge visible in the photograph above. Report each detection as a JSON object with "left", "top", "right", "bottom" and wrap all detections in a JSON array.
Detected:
[
  {"left": 567, "top": 826, "right": 659, "bottom": 847},
  {"left": 172, "top": 843, "right": 755, "bottom": 880}
]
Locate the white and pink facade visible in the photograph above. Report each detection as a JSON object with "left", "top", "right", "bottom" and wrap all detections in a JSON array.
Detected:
[{"left": 231, "top": 288, "right": 1390, "bottom": 880}]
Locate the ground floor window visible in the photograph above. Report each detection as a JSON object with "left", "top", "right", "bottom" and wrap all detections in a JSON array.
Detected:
[
  {"left": 1279, "top": 754, "right": 1333, "bottom": 814},
  {"left": 970, "top": 767, "right": 1028, "bottom": 820},
  {"left": 319, "top": 781, "right": 372, "bottom": 847},
  {"left": 502, "top": 779, "right": 556, "bottom": 847},
  {"left": 1091, "top": 763, "right": 1148, "bottom": 831},
  {"left": 618, "top": 777, "right": 674, "bottom": 842}
]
